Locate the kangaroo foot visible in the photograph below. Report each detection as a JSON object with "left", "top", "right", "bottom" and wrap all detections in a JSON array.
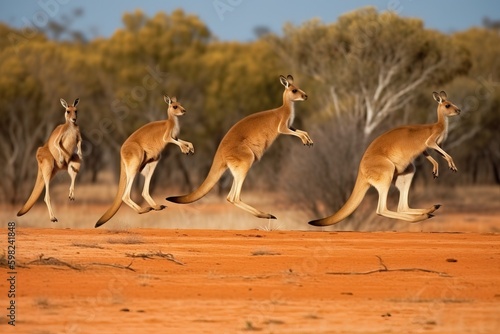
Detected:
[
  {"left": 152, "top": 205, "right": 167, "bottom": 211},
  {"left": 257, "top": 213, "right": 277, "bottom": 219},
  {"left": 138, "top": 207, "right": 154, "bottom": 214}
]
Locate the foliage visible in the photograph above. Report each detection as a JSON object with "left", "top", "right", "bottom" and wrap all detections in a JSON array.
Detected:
[
  {"left": 272, "top": 8, "right": 476, "bottom": 217},
  {"left": 0, "top": 8, "right": 498, "bottom": 214}
]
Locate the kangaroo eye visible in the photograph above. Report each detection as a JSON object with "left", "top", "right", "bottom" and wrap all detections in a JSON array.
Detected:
[
  {"left": 445, "top": 104, "right": 450, "bottom": 108},
  {"left": 173, "top": 105, "right": 178, "bottom": 109},
  {"left": 66, "top": 110, "right": 70, "bottom": 114},
  {"left": 292, "top": 89, "right": 298, "bottom": 93}
]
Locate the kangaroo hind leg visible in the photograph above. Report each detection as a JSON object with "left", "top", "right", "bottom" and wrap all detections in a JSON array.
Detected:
[
  {"left": 121, "top": 151, "right": 152, "bottom": 214},
  {"left": 394, "top": 163, "right": 441, "bottom": 216},
  {"left": 226, "top": 154, "right": 276, "bottom": 219},
  {"left": 141, "top": 160, "right": 166, "bottom": 211},
  {"left": 39, "top": 153, "right": 57, "bottom": 222},
  {"left": 371, "top": 161, "right": 429, "bottom": 222},
  {"left": 68, "top": 153, "right": 81, "bottom": 201}
]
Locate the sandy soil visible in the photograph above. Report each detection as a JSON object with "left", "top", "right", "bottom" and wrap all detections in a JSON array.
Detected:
[{"left": 1, "top": 227, "right": 499, "bottom": 333}]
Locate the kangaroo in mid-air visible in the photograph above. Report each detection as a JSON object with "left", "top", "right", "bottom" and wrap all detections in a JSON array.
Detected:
[
  {"left": 309, "top": 91, "right": 461, "bottom": 227},
  {"left": 17, "top": 98, "right": 82, "bottom": 222},
  {"left": 167, "top": 74, "right": 313, "bottom": 219},
  {"left": 95, "top": 96, "right": 194, "bottom": 228}
]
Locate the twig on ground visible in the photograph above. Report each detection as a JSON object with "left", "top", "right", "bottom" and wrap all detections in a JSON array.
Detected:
[
  {"left": 71, "top": 242, "right": 106, "bottom": 249},
  {"left": 28, "top": 254, "right": 82, "bottom": 270},
  {"left": 27, "top": 254, "right": 135, "bottom": 271},
  {"left": 125, "top": 251, "right": 185, "bottom": 265},
  {"left": 327, "top": 255, "right": 451, "bottom": 277},
  {"left": 25, "top": 251, "right": 183, "bottom": 272},
  {"left": 87, "top": 261, "right": 136, "bottom": 272}
]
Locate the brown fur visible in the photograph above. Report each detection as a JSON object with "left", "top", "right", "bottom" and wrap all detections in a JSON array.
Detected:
[
  {"left": 167, "top": 75, "right": 312, "bottom": 219},
  {"left": 309, "top": 91, "right": 461, "bottom": 226},
  {"left": 17, "top": 98, "right": 82, "bottom": 222},
  {"left": 95, "top": 96, "right": 193, "bottom": 228}
]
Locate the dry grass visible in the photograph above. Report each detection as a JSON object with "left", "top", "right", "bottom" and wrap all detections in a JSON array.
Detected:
[
  {"left": 251, "top": 248, "right": 281, "bottom": 256},
  {"left": 107, "top": 235, "right": 144, "bottom": 245},
  {"left": 0, "top": 251, "right": 7, "bottom": 267},
  {"left": 71, "top": 242, "right": 106, "bottom": 249},
  {"left": 34, "top": 297, "right": 53, "bottom": 309},
  {"left": 5, "top": 183, "right": 499, "bottom": 232}
]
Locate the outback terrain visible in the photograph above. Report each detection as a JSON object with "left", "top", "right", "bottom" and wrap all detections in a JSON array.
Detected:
[{"left": 1, "top": 186, "right": 499, "bottom": 333}]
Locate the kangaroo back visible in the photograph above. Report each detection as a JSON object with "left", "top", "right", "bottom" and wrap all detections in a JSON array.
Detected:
[
  {"left": 167, "top": 151, "right": 226, "bottom": 204},
  {"left": 308, "top": 172, "right": 370, "bottom": 226},
  {"left": 95, "top": 162, "right": 127, "bottom": 227},
  {"left": 17, "top": 167, "right": 45, "bottom": 216}
]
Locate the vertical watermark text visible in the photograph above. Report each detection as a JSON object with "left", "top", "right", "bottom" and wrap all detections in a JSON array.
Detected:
[{"left": 6, "top": 221, "right": 17, "bottom": 326}]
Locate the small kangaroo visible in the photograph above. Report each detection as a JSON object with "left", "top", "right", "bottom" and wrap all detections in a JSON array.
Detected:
[
  {"left": 95, "top": 96, "right": 194, "bottom": 228},
  {"left": 309, "top": 91, "right": 461, "bottom": 226},
  {"left": 167, "top": 74, "right": 313, "bottom": 219},
  {"left": 17, "top": 98, "right": 82, "bottom": 222}
]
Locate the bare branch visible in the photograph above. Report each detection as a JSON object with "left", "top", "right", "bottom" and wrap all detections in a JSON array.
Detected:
[{"left": 326, "top": 256, "right": 451, "bottom": 277}]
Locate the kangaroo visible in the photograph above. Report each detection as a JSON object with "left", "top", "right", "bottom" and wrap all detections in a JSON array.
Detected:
[
  {"left": 167, "top": 74, "right": 313, "bottom": 219},
  {"left": 95, "top": 96, "right": 194, "bottom": 228},
  {"left": 17, "top": 98, "right": 82, "bottom": 222},
  {"left": 309, "top": 91, "right": 461, "bottom": 227}
]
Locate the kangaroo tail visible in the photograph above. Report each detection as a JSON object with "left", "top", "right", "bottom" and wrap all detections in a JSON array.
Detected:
[
  {"left": 95, "top": 162, "right": 126, "bottom": 228},
  {"left": 167, "top": 152, "right": 226, "bottom": 204},
  {"left": 17, "top": 168, "right": 45, "bottom": 217},
  {"left": 308, "top": 172, "right": 370, "bottom": 226}
]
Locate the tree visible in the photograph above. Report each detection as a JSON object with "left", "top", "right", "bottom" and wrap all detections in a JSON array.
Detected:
[
  {"left": 446, "top": 27, "right": 500, "bottom": 184},
  {"left": 271, "top": 8, "right": 471, "bottom": 224},
  {"left": 271, "top": 7, "right": 469, "bottom": 138}
]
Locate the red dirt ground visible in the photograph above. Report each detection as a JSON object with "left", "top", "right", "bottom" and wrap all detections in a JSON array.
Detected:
[{"left": 1, "top": 228, "right": 499, "bottom": 333}]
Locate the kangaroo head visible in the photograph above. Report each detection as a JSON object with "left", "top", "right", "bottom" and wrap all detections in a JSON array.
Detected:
[
  {"left": 433, "top": 91, "right": 460, "bottom": 117},
  {"left": 60, "top": 98, "right": 79, "bottom": 124},
  {"left": 280, "top": 74, "right": 308, "bottom": 102},
  {"left": 164, "top": 95, "right": 186, "bottom": 117}
]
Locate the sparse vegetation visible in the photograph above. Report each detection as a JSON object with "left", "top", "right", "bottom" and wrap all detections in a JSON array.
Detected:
[
  {"left": 326, "top": 255, "right": 451, "bottom": 277},
  {"left": 243, "top": 321, "right": 262, "bottom": 331},
  {"left": 34, "top": 297, "right": 51, "bottom": 309},
  {"left": 125, "top": 251, "right": 185, "bottom": 265},
  {"left": 1, "top": 9, "right": 498, "bottom": 231},
  {"left": 28, "top": 254, "right": 82, "bottom": 270},
  {"left": 263, "top": 319, "right": 285, "bottom": 325},
  {"left": 71, "top": 242, "right": 106, "bottom": 249},
  {"left": 251, "top": 248, "right": 281, "bottom": 256},
  {"left": 258, "top": 220, "right": 283, "bottom": 231},
  {"left": 0, "top": 251, "right": 6, "bottom": 267},
  {"left": 107, "top": 235, "right": 144, "bottom": 245}
]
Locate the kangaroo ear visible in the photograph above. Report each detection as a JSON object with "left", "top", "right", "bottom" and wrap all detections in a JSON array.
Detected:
[
  {"left": 73, "top": 98, "right": 80, "bottom": 107},
  {"left": 164, "top": 95, "right": 171, "bottom": 105},
  {"left": 60, "top": 98, "right": 68, "bottom": 109},
  {"left": 432, "top": 91, "right": 442, "bottom": 103},
  {"left": 171, "top": 96, "right": 177, "bottom": 103},
  {"left": 279, "top": 75, "right": 289, "bottom": 88},
  {"left": 439, "top": 91, "right": 447, "bottom": 100},
  {"left": 286, "top": 74, "right": 294, "bottom": 84}
]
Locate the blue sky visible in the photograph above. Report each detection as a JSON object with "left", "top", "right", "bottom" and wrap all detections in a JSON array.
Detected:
[{"left": 0, "top": 0, "right": 499, "bottom": 41}]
